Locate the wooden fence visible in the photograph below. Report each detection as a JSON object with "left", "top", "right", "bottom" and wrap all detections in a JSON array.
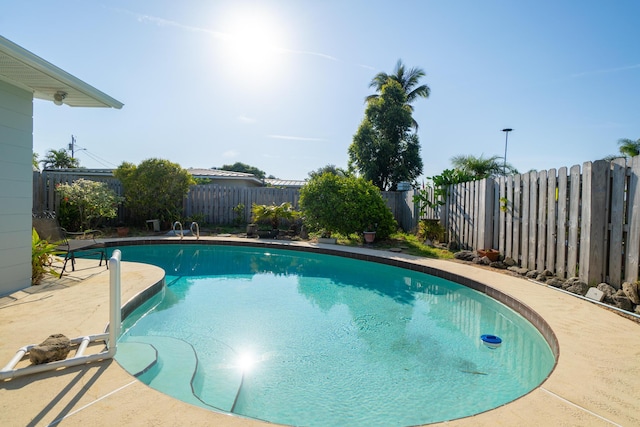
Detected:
[
  {"left": 33, "top": 170, "right": 417, "bottom": 230},
  {"left": 434, "top": 157, "right": 640, "bottom": 287},
  {"left": 35, "top": 158, "right": 639, "bottom": 287}
]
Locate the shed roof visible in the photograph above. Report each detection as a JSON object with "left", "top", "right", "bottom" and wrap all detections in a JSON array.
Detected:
[{"left": 0, "top": 36, "right": 123, "bottom": 109}]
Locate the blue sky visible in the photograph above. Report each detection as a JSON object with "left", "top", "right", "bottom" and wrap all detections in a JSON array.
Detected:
[{"left": 3, "top": 0, "right": 639, "bottom": 181}]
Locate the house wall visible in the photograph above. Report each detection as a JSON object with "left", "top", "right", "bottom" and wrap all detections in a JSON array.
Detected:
[{"left": 0, "top": 79, "right": 33, "bottom": 295}]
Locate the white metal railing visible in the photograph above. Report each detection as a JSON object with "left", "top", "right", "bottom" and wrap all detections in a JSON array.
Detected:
[{"left": 0, "top": 250, "right": 122, "bottom": 380}]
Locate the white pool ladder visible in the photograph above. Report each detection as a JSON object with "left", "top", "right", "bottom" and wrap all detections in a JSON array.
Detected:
[
  {"left": 0, "top": 250, "right": 123, "bottom": 380},
  {"left": 172, "top": 221, "right": 184, "bottom": 239},
  {"left": 190, "top": 222, "right": 200, "bottom": 240}
]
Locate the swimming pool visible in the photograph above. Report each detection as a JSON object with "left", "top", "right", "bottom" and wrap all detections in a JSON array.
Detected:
[{"left": 113, "top": 244, "right": 555, "bottom": 426}]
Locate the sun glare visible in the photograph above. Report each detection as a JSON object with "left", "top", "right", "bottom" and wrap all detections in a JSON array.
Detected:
[{"left": 220, "top": 8, "right": 286, "bottom": 74}]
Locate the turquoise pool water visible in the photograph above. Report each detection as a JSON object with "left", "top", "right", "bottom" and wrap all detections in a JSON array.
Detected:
[{"left": 114, "top": 245, "right": 554, "bottom": 426}]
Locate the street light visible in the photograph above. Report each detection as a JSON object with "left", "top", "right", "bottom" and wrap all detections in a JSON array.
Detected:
[{"left": 501, "top": 128, "right": 513, "bottom": 175}]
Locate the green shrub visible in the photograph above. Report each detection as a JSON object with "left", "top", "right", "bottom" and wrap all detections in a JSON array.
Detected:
[
  {"left": 56, "top": 179, "right": 122, "bottom": 230},
  {"left": 114, "top": 158, "right": 195, "bottom": 225},
  {"left": 299, "top": 173, "right": 396, "bottom": 239}
]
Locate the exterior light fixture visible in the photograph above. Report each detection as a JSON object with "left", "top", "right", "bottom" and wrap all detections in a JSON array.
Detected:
[
  {"left": 53, "top": 91, "right": 67, "bottom": 106},
  {"left": 501, "top": 128, "right": 513, "bottom": 175}
]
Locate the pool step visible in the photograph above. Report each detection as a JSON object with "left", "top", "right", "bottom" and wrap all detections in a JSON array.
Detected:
[{"left": 117, "top": 336, "right": 204, "bottom": 408}]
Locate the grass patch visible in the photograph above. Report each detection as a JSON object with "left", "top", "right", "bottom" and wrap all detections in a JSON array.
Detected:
[{"left": 337, "top": 231, "right": 454, "bottom": 259}]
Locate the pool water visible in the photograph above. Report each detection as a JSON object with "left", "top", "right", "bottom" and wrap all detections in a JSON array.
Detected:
[{"left": 114, "top": 245, "right": 554, "bottom": 426}]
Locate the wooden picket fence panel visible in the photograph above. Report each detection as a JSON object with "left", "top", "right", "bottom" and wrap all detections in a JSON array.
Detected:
[{"left": 437, "top": 156, "right": 640, "bottom": 287}]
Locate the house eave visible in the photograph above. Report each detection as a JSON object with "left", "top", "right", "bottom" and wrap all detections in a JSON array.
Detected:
[{"left": 0, "top": 36, "right": 123, "bottom": 109}]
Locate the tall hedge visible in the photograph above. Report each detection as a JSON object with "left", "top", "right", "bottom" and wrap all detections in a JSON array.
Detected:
[
  {"left": 114, "top": 158, "right": 194, "bottom": 225},
  {"left": 299, "top": 173, "right": 396, "bottom": 239}
]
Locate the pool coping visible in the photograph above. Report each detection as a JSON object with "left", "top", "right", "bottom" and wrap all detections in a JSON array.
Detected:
[{"left": 1, "top": 236, "right": 638, "bottom": 426}]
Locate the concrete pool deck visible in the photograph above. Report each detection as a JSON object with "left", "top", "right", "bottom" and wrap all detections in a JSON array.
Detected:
[{"left": 1, "top": 237, "right": 638, "bottom": 426}]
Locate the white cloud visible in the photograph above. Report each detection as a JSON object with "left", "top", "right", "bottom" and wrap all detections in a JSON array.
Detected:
[
  {"left": 267, "top": 134, "right": 327, "bottom": 142},
  {"left": 237, "top": 115, "right": 256, "bottom": 124},
  {"left": 222, "top": 150, "right": 239, "bottom": 158},
  {"left": 571, "top": 63, "right": 640, "bottom": 78}
]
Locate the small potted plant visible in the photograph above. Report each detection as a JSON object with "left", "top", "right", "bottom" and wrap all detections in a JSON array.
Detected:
[
  {"left": 477, "top": 248, "right": 500, "bottom": 262},
  {"left": 363, "top": 223, "right": 377, "bottom": 244}
]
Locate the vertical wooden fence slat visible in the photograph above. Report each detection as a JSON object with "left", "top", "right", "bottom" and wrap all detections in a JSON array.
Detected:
[
  {"left": 579, "top": 160, "right": 609, "bottom": 285},
  {"left": 608, "top": 158, "right": 626, "bottom": 286},
  {"left": 512, "top": 174, "right": 521, "bottom": 264},
  {"left": 567, "top": 165, "right": 581, "bottom": 278},
  {"left": 498, "top": 177, "right": 506, "bottom": 254},
  {"left": 625, "top": 155, "right": 640, "bottom": 282},
  {"left": 521, "top": 173, "right": 530, "bottom": 266},
  {"left": 536, "top": 170, "right": 548, "bottom": 272},
  {"left": 546, "top": 169, "right": 557, "bottom": 273},
  {"left": 556, "top": 167, "right": 568, "bottom": 278},
  {"left": 528, "top": 171, "right": 538, "bottom": 270},
  {"left": 505, "top": 176, "right": 513, "bottom": 259}
]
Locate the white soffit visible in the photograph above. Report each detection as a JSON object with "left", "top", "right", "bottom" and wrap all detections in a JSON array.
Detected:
[{"left": 0, "top": 35, "right": 123, "bottom": 109}]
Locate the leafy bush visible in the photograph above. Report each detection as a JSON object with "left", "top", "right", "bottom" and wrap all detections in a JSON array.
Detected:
[
  {"left": 32, "top": 228, "right": 61, "bottom": 284},
  {"left": 114, "top": 158, "right": 195, "bottom": 225},
  {"left": 299, "top": 173, "right": 396, "bottom": 239},
  {"left": 56, "top": 179, "right": 122, "bottom": 230}
]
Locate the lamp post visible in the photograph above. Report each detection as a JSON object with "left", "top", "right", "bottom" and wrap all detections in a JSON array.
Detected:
[{"left": 501, "top": 128, "right": 513, "bottom": 175}]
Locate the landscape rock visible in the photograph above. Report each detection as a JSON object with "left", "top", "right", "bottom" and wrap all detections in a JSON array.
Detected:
[
  {"left": 565, "top": 281, "right": 589, "bottom": 296},
  {"left": 525, "top": 270, "right": 540, "bottom": 279},
  {"left": 503, "top": 257, "right": 517, "bottom": 267},
  {"left": 622, "top": 281, "right": 640, "bottom": 305},
  {"left": 612, "top": 294, "right": 633, "bottom": 312},
  {"left": 597, "top": 283, "right": 617, "bottom": 302},
  {"left": 454, "top": 250, "right": 475, "bottom": 261},
  {"left": 546, "top": 277, "right": 565, "bottom": 288},
  {"left": 535, "top": 273, "right": 549, "bottom": 282},
  {"left": 489, "top": 261, "right": 507, "bottom": 269},
  {"left": 29, "top": 334, "right": 71, "bottom": 365}
]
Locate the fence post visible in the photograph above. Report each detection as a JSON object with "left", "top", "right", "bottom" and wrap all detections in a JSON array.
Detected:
[
  {"left": 579, "top": 160, "right": 608, "bottom": 285},
  {"left": 477, "top": 177, "right": 495, "bottom": 249}
]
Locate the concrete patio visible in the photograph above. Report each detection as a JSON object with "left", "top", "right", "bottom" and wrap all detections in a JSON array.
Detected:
[{"left": 1, "top": 238, "right": 638, "bottom": 426}]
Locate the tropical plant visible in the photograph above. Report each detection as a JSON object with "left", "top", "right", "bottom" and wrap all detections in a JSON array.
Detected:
[
  {"left": 413, "top": 169, "right": 474, "bottom": 216},
  {"left": 114, "top": 158, "right": 195, "bottom": 225},
  {"left": 349, "top": 80, "right": 423, "bottom": 191},
  {"left": 308, "top": 164, "right": 348, "bottom": 179},
  {"left": 450, "top": 154, "right": 518, "bottom": 178},
  {"left": 32, "top": 152, "right": 39, "bottom": 170},
  {"left": 251, "top": 202, "right": 298, "bottom": 229},
  {"left": 417, "top": 219, "right": 445, "bottom": 243},
  {"left": 233, "top": 203, "right": 246, "bottom": 226},
  {"left": 220, "top": 162, "right": 267, "bottom": 179},
  {"left": 299, "top": 173, "right": 396, "bottom": 239},
  {"left": 56, "top": 179, "right": 123, "bottom": 230},
  {"left": 40, "top": 148, "right": 80, "bottom": 169},
  {"left": 32, "top": 228, "right": 61, "bottom": 285},
  {"left": 617, "top": 138, "right": 640, "bottom": 158},
  {"left": 366, "top": 59, "right": 430, "bottom": 130}
]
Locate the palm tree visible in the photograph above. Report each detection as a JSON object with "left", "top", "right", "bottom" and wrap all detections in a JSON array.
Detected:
[
  {"left": 366, "top": 59, "right": 430, "bottom": 129},
  {"left": 450, "top": 154, "right": 518, "bottom": 178},
  {"left": 617, "top": 138, "right": 640, "bottom": 158},
  {"left": 40, "top": 148, "right": 79, "bottom": 169}
]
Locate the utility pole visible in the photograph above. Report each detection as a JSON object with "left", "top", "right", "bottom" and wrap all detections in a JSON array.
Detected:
[{"left": 68, "top": 135, "right": 76, "bottom": 158}]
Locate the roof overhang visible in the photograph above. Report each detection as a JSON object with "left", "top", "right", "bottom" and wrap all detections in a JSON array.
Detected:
[{"left": 0, "top": 36, "right": 123, "bottom": 109}]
